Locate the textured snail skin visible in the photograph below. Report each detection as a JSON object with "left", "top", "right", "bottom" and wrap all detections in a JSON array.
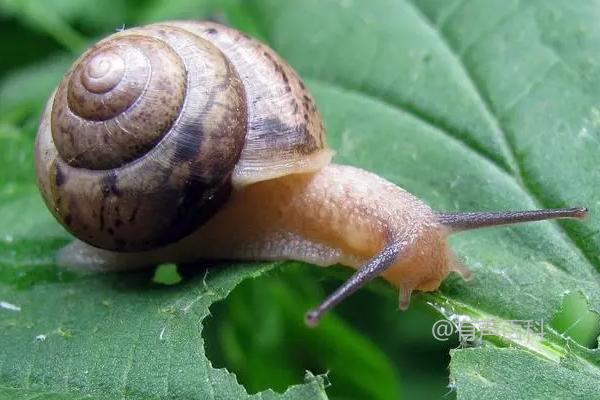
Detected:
[
  {"left": 36, "top": 21, "right": 332, "bottom": 251},
  {"left": 57, "top": 164, "right": 467, "bottom": 303}
]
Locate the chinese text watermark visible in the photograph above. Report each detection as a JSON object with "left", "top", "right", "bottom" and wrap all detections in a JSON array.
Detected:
[{"left": 432, "top": 318, "right": 544, "bottom": 344}]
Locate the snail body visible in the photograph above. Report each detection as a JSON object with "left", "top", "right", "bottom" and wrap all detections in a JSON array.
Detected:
[{"left": 36, "top": 21, "right": 587, "bottom": 325}]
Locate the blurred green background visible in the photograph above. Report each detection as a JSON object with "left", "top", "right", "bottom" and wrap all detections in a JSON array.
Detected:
[{"left": 0, "top": 0, "right": 457, "bottom": 398}]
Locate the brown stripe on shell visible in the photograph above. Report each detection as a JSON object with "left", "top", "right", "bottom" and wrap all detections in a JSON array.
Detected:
[{"left": 166, "top": 21, "right": 331, "bottom": 186}]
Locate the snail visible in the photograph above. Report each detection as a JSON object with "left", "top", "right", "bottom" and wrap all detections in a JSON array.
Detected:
[{"left": 35, "top": 21, "right": 587, "bottom": 327}]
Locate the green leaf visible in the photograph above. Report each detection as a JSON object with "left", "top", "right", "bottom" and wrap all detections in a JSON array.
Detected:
[
  {"left": 1, "top": 0, "right": 600, "bottom": 398},
  {"left": 450, "top": 348, "right": 600, "bottom": 399},
  {"left": 0, "top": 261, "right": 328, "bottom": 399}
]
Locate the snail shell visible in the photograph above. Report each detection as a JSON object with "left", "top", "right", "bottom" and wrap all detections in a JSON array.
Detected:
[{"left": 36, "top": 21, "right": 333, "bottom": 251}]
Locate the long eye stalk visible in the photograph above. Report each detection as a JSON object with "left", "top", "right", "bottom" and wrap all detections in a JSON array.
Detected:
[
  {"left": 305, "top": 206, "right": 588, "bottom": 327},
  {"left": 436, "top": 207, "right": 587, "bottom": 232}
]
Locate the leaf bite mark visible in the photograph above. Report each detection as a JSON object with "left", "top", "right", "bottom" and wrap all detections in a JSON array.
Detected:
[
  {"left": 152, "top": 263, "right": 183, "bottom": 286},
  {"left": 202, "top": 269, "right": 327, "bottom": 395},
  {"left": 202, "top": 264, "right": 409, "bottom": 398},
  {"left": 550, "top": 291, "right": 600, "bottom": 349}
]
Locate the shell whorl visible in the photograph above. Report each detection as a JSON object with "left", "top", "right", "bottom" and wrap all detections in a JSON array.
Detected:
[
  {"left": 52, "top": 34, "right": 188, "bottom": 169},
  {"left": 36, "top": 21, "right": 332, "bottom": 252},
  {"left": 36, "top": 24, "right": 248, "bottom": 251}
]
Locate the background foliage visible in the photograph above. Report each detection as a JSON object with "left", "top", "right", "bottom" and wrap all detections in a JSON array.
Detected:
[{"left": 1, "top": 0, "right": 600, "bottom": 399}]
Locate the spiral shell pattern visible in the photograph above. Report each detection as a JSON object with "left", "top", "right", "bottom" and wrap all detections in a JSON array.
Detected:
[
  {"left": 52, "top": 35, "right": 188, "bottom": 169},
  {"left": 36, "top": 24, "right": 248, "bottom": 251}
]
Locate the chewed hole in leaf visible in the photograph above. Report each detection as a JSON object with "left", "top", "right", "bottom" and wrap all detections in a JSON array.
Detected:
[
  {"left": 152, "top": 263, "right": 182, "bottom": 285},
  {"left": 550, "top": 292, "right": 600, "bottom": 349},
  {"left": 203, "top": 263, "right": 453, "bottom": 399},
  {"left": 203, "top": 265, "right": 332, "bottom": 395},
  {"left": 203, "top": 265, "right": 399, "bottom": 398}
]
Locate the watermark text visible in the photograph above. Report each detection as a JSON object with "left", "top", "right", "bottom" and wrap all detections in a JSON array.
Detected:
[{"left": 432, "top": 318, "right": 544, "bottom": 344}]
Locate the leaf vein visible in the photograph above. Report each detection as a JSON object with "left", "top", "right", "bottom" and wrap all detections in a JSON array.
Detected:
[
  {"left": 119, "top": 314, "right": 145, "bottom": 397},
  {"left": 408, "top": 0, "right": 600, "bottom": 272}
]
